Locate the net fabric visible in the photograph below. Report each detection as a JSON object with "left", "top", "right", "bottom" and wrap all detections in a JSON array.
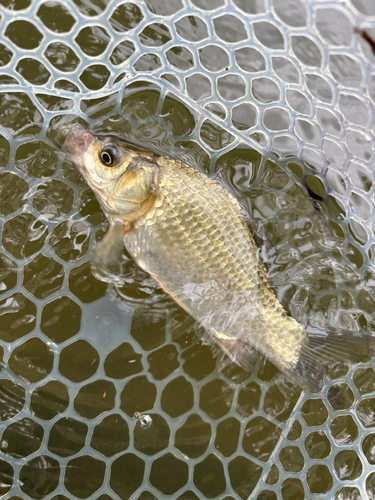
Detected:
[{"left": 1, "top": 0, "right": 375, "bottom": 499}]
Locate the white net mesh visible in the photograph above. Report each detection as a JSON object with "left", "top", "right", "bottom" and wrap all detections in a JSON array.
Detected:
[{"left": 1, "top": 0, "right": 375, "bottom": 499}]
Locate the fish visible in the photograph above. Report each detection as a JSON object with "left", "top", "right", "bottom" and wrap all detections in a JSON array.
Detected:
[{"left": 62, "top": 123, "right": 375, "bottom": 392}]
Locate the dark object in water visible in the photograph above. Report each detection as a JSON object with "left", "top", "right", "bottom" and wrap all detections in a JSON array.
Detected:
[{"left": 356, "top": 28, "right": 375, "bottom": 55}]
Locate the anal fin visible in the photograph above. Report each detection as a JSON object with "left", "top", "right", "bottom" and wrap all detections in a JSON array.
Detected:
[{"left": 211, "top": 333, "right": 257, "bottom": 372}]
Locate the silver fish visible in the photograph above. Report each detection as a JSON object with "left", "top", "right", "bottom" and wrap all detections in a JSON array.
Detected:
[{"left": 63, "top": 124, "right": 375, "bottom": 391}]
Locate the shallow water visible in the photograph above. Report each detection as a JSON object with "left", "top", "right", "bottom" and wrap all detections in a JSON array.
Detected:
[
  {"left": 0, "top": 81, "right": 375, "bottom": 500},
  {"left": 1, "top": 0, "right": 375, "bottom": 499}
]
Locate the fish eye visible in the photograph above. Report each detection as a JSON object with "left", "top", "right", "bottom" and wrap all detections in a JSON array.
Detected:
[{"left": 99, "top": 145, "right": 120, "bottom": 167}]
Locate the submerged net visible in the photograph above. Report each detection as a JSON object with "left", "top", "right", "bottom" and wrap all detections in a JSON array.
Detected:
[{"left": 1, "top": 0, "right": 375, "bottom": 499}]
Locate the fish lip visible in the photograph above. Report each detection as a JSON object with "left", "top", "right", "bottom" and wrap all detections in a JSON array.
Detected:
[{"left": 62, "top": 124, "right": 95, "bottom": 160}]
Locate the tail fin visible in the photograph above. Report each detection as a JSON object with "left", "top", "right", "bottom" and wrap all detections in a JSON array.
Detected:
[{"left": 283, "top": 328, "right": 375, "bottom": 392}]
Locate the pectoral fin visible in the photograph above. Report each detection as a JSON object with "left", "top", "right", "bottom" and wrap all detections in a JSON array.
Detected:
[{"left": 91, "top": 221, "right": 130, "bottom": 284}]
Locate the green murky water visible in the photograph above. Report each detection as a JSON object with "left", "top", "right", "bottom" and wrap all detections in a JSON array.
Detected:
[
  {"left": 1, "top": 2, "right": 375, "bottom": 499},
  {"left": 1, "top": 82, "right": 374, "bottom": 500}
]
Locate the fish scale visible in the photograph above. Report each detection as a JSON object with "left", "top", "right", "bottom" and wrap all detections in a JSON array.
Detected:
[{"left": 125, "top": 156, "right": 306, "bottom": 370}]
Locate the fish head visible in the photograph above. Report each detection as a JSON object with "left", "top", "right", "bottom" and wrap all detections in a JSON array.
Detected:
[{"left": 62, "top": 124, "right": 160, "bottom": 221}]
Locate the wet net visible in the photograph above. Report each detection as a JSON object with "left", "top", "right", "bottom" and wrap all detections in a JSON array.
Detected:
[{"left": 1, "top": 0, "right": 375, "bottom": 499}]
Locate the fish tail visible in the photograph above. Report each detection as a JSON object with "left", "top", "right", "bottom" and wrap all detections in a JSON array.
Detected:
[{"left": 284, "top": 327, "right": 375, "bottom": 392}]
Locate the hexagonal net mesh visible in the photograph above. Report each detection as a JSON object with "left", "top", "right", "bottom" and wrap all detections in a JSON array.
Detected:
[{"left": 1, "top": 0, "right": 375, "bottom": 499}]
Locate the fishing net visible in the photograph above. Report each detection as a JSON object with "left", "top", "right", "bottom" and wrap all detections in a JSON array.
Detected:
[{"left": 1, "top": 0, "right": 375, "bottom": 498}]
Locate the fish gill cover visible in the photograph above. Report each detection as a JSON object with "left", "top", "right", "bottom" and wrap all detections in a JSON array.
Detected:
[{"left": 0, "top": 0, "right": 375, "bottom": 499}]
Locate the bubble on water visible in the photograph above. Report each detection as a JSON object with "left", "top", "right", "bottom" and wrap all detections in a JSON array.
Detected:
[{"left": 134, "top": 412, "right": 153, "bottom": 429}]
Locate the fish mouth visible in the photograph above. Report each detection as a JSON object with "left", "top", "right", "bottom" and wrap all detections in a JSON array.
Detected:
[{"left": 62, "top": 124, "right": 95, "bottom": 161}]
